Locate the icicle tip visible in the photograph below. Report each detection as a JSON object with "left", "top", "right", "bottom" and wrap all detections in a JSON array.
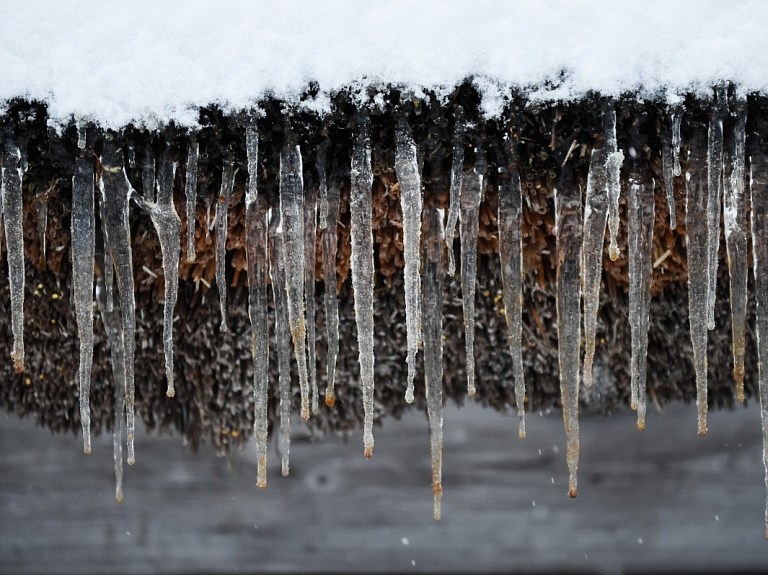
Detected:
[
  {"left": 568, "top": 487, "right": 577, "bottom": 498},
  {"left": 324, "top": 395, "right": 335, "bottom": 408},
  {"left": 364, "top": 446, "right": 373, "bottom": 459}
]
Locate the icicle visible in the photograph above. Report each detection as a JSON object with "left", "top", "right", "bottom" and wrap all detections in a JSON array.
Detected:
[
  {"left": 685, "top": 131, "right": 710, "bottom": 436},
  {"left": 498, "top": 151, "right": 525, "bottom": 438},
  {"left": 142, "top": 144, "right": 156, "bottom": 203},
  {"left": 100, "top": 136, "right": 137, "bottom": 464},
  {"left": 706, "top": 85, "right": 727, "bottom": 330},
  {"left": 749, "top": 149, "right": 768, "bottom": 538},
  {"left": 134, "top": 143, "right": 181, "bottom": 398},
  {"left": 216, "top": 156, "right": 235, "bottom": 333},
  {"left": 445, "top": 107, "right": 465, "bottom": 276},
  {"left": 98, "top": 183, "right": 115, "bottom": 314},
  {"left": 582, "top": 110, "right": 611, "bottom": 390},
  {"left": 350, "top": 115, "right": 376, "bottom": 458},
  {"left": 37, "top": 190, "right": 48, "bottom": 268},
  {"left": 422, "top": 205, "right": 445, "bottom": 520},
  {"left": 672, "top": 109, "right": 682, "bottom": 177},
  {"left": 304, "top": 170, "right": 319, "bottom": 415},
  {"left": 279, "top": 132, "right": 310, "bottom": 421},
  {"left": 77, "top": 122, "right": 87, "bottom": 150},
  {"left": 662, "top": 113, "right": 678, "bottom": 229},
  {"left": 627, "top": 177, "right": 654, "bottom": 431},
  {"left": 460, "top": 149, "right": 484, "bottom": 397},
  {"left": 185, "top": 135, "right": 199, "bottom": 263},
  {"left": 270, "top": 212, "right": 292, "bottom": 476},
  {"left": 245, "top": 124, "right": 270, "bottom": 488},
  {"left": 72, "top": 155, "right": 95, "bottom": 453},
  {"left": 724, "top": 97, "right": 748, "bottom": 403},
  {"left": 604, "top": 109, "right": 624, "bottom": 261},
  {"left": 2, "top": 142, "right": 26, "bottom": 373},
  {"left": 96, "top": 273, "right": 125, "bottom": 503},
  {"left": 323, "top": 178, "right": 341, "bottom": 407},
  {"left": 555, "top": 155, "right": 582, "bottom": 498},
  {"left": 394, "top": 118, "right": 423, "bottom": 404}
]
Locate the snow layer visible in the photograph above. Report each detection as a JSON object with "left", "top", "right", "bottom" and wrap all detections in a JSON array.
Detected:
[{"left": 1, "top": 0, "right": 766, "bottom": 128}]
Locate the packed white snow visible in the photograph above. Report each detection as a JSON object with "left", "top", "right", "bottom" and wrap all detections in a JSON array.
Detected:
[{"left": 0, "top": 0, "right": 766, "bottom": 128}]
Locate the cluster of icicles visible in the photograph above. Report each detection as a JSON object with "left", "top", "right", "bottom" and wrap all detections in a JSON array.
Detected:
[{"left": 2, "top": 92, "right": 768, "bottom": 534}]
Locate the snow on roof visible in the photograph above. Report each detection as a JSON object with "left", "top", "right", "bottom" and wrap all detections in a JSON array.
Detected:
[{"left": 1, "top": 0, "right": 765, "bottom": 129}]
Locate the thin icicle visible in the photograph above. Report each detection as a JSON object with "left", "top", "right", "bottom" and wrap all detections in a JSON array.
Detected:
[
  {"left": 37, "top": 191, "right": 48, "bottom": 267},
  {"left": 270, "top": 212, "right": 292, "bottom": 477},
  {"left": 706, "top": 85, "right": 727, "bottom": 330},
  {"left": 279, "top": 134, "right": 310, "bottom": 420},
  {"left": 724, "top": 97, "right": 748, "bottom": 403},
  {"left": 134, "top": 143, "right": 181, "bottom": 398},
  {"left": 672, "top": 109, "right": 682, "bottom": 177},
  {"left": 142, "top": 143, "right": 156, "bottom": 203},
  {"left": 395, "top": 118, "right": 423, "bottom": 404},
  {"left": 323, "top": 179, "right": 341, "bottom": 407},
  {"left": 96, "top": 273, "right": 125, "bottom": 503},
  {"left": 98, "top": 184, "right": 115, "bottom": 314},
  {"left": 498, "top": 157, "right": 525, "bottom": 437},
  {"left": 185, "top": 135, "right": 199, "bottom": 263},
  {"left": 445, "top": 107, "right": 465, "bottom": 276},
  {"left": 318, "top": 145, "right": 329, "bottom": 230},
  {"left": 685, "top": 131, "right": 710, "bottom": 437},
  {"left": 216, "top": 156, "right": 235, "bottom": 333},
  {"left": 422, "top": 206, "right": 444, "bottom": 520},
  {"left": 2, "top": 142, "right": 25, "bottom": 374},
  {"left": 604, "top": 110, "right": 624, "bottom": 261},
  {"left": 749, "top": 149, "right": 768, "bottom": 538},
  {"left": 72, "top": 155, "right": 95, "bottom": 453},
  {"left": 460, "top": 150, "right": 484, "bottom": 397},
  {"left": 627, "top": 177, "right": 654, "bottom": 431},
  {"left": 555, "top": 161, "right": 582, "bottom": 498},
  {"left": 100, "top": 136, "right": 137, "bottom": 464},
  {"left": 245, "top": 124, "right": 270, "bottom": 488},
  {"left": 582, "top": 136, "right": 609, "bottom": 390},
  {"left": 662, "top": 114, "right": 678, "bottom": 229},
  {"left": 304, "top": 171, "right": 319, "bottom": 414},
  {"left": 350, "top": 115, "right": 376, "bottom": 458}
]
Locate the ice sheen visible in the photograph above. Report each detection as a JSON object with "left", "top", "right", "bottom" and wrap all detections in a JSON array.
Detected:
[
  {"left": 394, "top": 118, "right": 423, "bottom": 404},
  {"left": 216, "top": 157, "right": 236, "bottom": 333}
]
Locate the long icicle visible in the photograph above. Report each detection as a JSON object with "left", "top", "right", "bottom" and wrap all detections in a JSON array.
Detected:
[
  {"left": 627, "top": 176, "right": 654, "bottom": 431},
  {"left": 706, "top": 85, "right": 727, "bottom": 330},
  {"left": 270, "top": 211, "right": 292, "bottom": 476},
  {"left": 395, "top": 117, "right": 423, "bottom": 404},
  {"left": 581, "top": 108, "right": 610, "bottom": 390},
  {"left": 685, "top": 129, "right": 710, "bottom": 436},
  {"left": 460, "top": 148, "right": 485, "bottom": 397},
  {"left": 749, "top": 148, "right": 768, "bottom": 538},
  {"left": 497, "top": 135, "right": 526, "bottom": 438},
  {"left": 322, "top": 176, "right": 341, "bottom": 407},
  {"left": 2, "top": 142, "right": 25, "bottom": 373},
  {"left": 605, "top": 109, "right": 624, "bottom": 261},
  {"left": 72, "top": 154, "right": 96, "bottom": 453},
  {"left": 185, "top": 135, "right": 199, "bottom": 263},
  {"left": 445, "top": 106, "right": 465, "bottom": 276},
  {"left": 134, "top": 142, "right": 181, "bottom": 398},
  {"left": 304, "top": 169, "right": 319, "bottom": 415},
  {"left": 422, "top": 205, "right": 445, "bottom": 520},
  {"left": 279, "top": 129, "right": 310, "bottom": 420},
  {"left": 100, "top": 135, "right": 137, "bottom": 464},
  {"left": 724, "top": 96, "right": 748, "bottom": 403},
  {"left": 556, "top": 143, "right": 583, "bottom": 498},
  {"left": 95, "top": 269, "right": 125, "bottom": 503},
  {"left": 216, "top": 155, "right": 235, "bottom": 332},
  {"left": 245, "top": 124, "right": 270, "bottom": 488},
  {"left": 350, "top": 114, "right": 376, "bottom": 458}
]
